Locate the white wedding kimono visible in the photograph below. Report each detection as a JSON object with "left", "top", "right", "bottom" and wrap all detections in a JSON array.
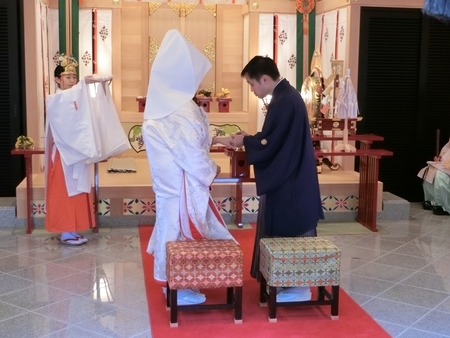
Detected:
[
  {"left": 142, "top": 30, "right": 234, "bottom": 282},
  {"left": 45, "top": 77, "right": 130, "bottom": 196},
  {"left": 143, "top": 101, "right": 234, "bottom": 281}
]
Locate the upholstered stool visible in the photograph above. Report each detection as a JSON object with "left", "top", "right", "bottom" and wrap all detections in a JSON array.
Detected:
[
  {"left": 166, "top": 239, "right": 244, "bottom": 327},
  {"left": 259, "top": 237, "right": 341, "bottom": 322}
]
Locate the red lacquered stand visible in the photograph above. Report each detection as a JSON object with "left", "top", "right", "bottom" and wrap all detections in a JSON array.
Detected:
[
  {"left": 313, "top": 134, "right": 393, "bottom": 232},
  {"left": 11, "top": 148, "right": 45, "bottom": 234}
]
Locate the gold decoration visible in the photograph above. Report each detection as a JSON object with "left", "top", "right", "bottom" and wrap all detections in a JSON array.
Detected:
[
  {"left": 296, "top": 0, "right": 315, "bottom": 34},
  {"left": 296, "top": 0, "right": 315, "bottom": 14},
  {"left": 148, "top": 2, "right": 162, "bottom": 15},
  {"left": 56, "top": 53, "right": 78, "bottom": 75},
  {"left": 204, "top": 37, "right": 216, "bottom": 63},
  {"left": 203, "top": 4, "right": 217, "bottom": 17},
  {"left": 148, "top": 36, "right": 159, "bottom": 63},
  {"left": 216, "top": 88, "right": 231, "bottom": 98},
  {"left": 168, "top": 3, "right": 197, "bottom": 17}
]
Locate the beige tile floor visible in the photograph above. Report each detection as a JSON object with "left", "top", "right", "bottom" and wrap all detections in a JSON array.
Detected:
[{"left": 0, "top": 202, "right": 450, "bottom": 337}]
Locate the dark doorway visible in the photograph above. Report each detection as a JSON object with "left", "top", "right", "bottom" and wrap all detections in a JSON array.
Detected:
[
  {"left": 357, "top": 7, "right": 450, "bottom": 202},
  {"left": 0, "top": 0, "right": 25, "bottom": 197}
]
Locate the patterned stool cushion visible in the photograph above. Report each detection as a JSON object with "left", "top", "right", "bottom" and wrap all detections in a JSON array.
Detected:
[
  {"left": 259, "top": 237, "right": 340, "bottom": 287},
  {"left": 166, "top": 239, "right": 243, "bottom": 289}
]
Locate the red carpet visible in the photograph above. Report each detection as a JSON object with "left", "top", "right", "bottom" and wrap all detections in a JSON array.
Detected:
[{"left": 139, "top": 225, "right": 391, "bottom": 338}]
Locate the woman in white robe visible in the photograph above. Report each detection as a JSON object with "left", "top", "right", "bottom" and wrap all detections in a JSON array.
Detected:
[
  {"left": 421, "top": 138, "right": 450, "bottom": 214},
  {"left": 142, "top": 30, "right": 235, "bottom": 302}
]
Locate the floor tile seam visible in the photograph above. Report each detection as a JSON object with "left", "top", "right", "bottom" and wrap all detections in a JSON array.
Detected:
[
  {"left": 377, "top": 235, "right": 424, "bottom": 245},
  {"left": 398, "top": 327, "right": 450, "bottom": 338},
  {"left": 372, "top": 294, "right": 444, "bottom": 313},
  {"left": 373, "top": 250, "right": 436, "bottom": 267},
  {"left": 346, "top": 290, "right": 376, "bottom": 306},
  {"left": 375, "top": 285, "right": 450, "bottom": 309},
  {"left": 67, "top": 324, "right": 115, "bottom": 338},
  {"left": 89, "top": 243, "right": 143, "bottom": 255},
  {"left": 29, "top": 309, "right": 81, "bottom": 328},
  {"left": 37, "top": 282, "right": 88, "bottom": 298},
  {"left": 375, "top": 319, "right": 408, "bottom": 338},
  {"left": 387, "top": 228, "right": 439, "bottom": 236},
  {"left": 72, "top": 307, "right": 151, "bottom": 335},
  {"left": 403, "top": 268, "right": 450, "bottom": 288},
  {"left": 417, "top": 267, "right": 450, "bottom": 280},
  {"left": 129, "top": 329, "right": 152, "bottom": 338},
  {"left": 0, "top": 298, "right": 31, "bottom": 317},
  {"left": 390, "top": 248, "right": 450, "bottom": 261},
  {"left": 429, "top": 295, "right": 450, "bottom": 314},
  {"left": 364, "top": 299, "right": 434, "bottom": 328},
  {"left": 0, "top": 271, "right": 43, "bottom": 292},
  {"left": 0, "top": 307, "right": 32, "bottom": 325},
  {"left": 0, "top": 249, "right": 17, "bottom": 259},
  {"left": 350, "top": 266, "right": 445, "bottom": 299},
  {"left": 414, "top": 234, "right": 450, "bottom": 248},
  {"left": 343, "top": 272, "right": 398, "bottom": 297},
  {"left": 349, "top": 241, "right": 408, "bottom": 252},
  {"left": 9, "top": 260, "right": 87, "bottom": 279},
  {"left": 32, "top": 298, "right": 118, "bottom": 327},
  {"left": 405, "top": 307, "right": 446, "bottom": 335},
  {"left": 0, "top": 291, "right": 58, "bottom": 313},
  {"left": 0, "top": 284, "right": 82, "bottom": 312},
  {"left": 349, "top": 269, "right": 417, "bottom": 284},
  {"left": 341, "top": 242, "right": 397, "bottom": 254}
]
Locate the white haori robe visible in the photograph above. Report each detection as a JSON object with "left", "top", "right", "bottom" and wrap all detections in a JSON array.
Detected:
[
  {"left": 45, "top": 77, "right": 130, "bottom": 197},
  {"left": 143, "top": 100, "right": 235, "bottom": 282}
]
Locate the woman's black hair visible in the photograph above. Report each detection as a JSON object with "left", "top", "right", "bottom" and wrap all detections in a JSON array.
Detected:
[{"left": 54, "top": 65, "right": 65, "bottom": 78}]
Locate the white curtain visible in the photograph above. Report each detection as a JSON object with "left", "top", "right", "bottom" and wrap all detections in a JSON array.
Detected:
[
  {"left": 96, "top": 10, "right": 113, "bottom": 77},
  {"left": 257, "top": 13, "right": 297, "bottom": 131},
  {"left": 336, "top": 8, "right": 347, "bottom": 66},
  {"left": 79, "top": 9, "right": 113, "bottom": 78},
  {"left": 257, "top": 14, "right": 274, "bottom": 131},
  {"left": 321, "top": 10, "right": 337, "bottom": 80},
  {"left": 277, "top": 14, "right": 297, "bottom": 87},
  {"left": 79, "top": 9, "right": 93, "bottom": 78}
]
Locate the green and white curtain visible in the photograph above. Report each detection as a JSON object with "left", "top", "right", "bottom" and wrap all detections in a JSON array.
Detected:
[{"left": 46, "top": 8, "right": 112, "bottom": 86}]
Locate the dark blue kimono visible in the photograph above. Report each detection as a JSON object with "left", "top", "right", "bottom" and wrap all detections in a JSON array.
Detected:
[{"left": 244, "top": 79, "right": 324, "bottom": 237}]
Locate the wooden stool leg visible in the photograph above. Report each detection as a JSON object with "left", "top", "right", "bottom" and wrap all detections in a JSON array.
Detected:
[
  {"left": 234, "top": 286, "right": 243, "bottom": 323},
  {"left": 259, "top": 277, "right": 267, "bottom": 306},
  {"left": 268, "top": 285, "right": 277, "bottom": 323},
  {"left": 170, "top": 289, "right": 178, "bottom": 327},
  {"left": 227, "top": 287, "right": 233, "bottom": 304},
  {"left": 331, "top": 285, "right": 340, "bottom": 319},
  {"left": 318, "top": 286, "right": 325, "bottom": 301},
  {"left": 166, "top": 282, "right": 170, "bottom": 309}
]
